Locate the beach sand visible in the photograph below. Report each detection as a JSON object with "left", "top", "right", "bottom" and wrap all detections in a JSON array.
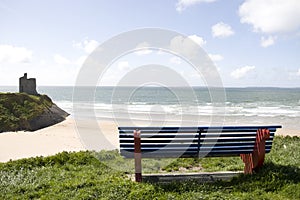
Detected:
[
  {"left": 0, "top": 117, "right": 299, "bottom": 163},
  {"left": 276, "top": 128, "right": 300, "bottom": 137},
  {"left": 0, "top": 117, "right": 119, "bottom": 163}
]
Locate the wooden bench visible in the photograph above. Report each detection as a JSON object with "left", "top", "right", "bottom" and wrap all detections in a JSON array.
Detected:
[{"left": 119, "top": 125, "right": 282, "bottom": 182}]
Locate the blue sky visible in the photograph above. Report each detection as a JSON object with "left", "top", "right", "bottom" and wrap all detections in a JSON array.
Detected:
[{"left": 0, "top": 0, "right": 300, "bottom": 87}]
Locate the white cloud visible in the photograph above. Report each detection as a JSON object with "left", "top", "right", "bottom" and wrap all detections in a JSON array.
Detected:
[
  {"left": 0, "top": 45, "right": 32, "bottom": 63},
  {"left": 56, "top": 38, "right": 99, "bottom": 67},
  {"left": 169, "top": 35, "right": 206, "bottom": 59},
  {"left": 84, "top": 40, "right": 99, "bottom": 54},
  {"left": 135, "top": 49, "right": 152, "bottom": 55},
  {"left": 239, "top": 0, "right": 300, "bottom": 34},
  {"left": 135, "top": 42, "right": 153, "bottom": 55},
  {"left": 54, "top": 54, "right": 88, "bottom": 66},
  {"left": 117, "top": 61, "right": 130, "bottom": 70},
  {"left": 208, "top": 54, "right": 223, "bottom": 62},
  {"left": 188, "top": 35, "right": 206, "bottom": 46},
  {"left": 40, "top": 59, "right": 46, "bottom": 65},
  {"left": 170, "top": 35, "right": 200, "bottom": 58},
  {"left": 176, "top": 0, "right": 217, "bottom": 13},
  {"left": 169, "top": 56, "right": 182, "bottom": 65},
  {"left": 211, "top": 22, "right": 235, "bottom": 38},
  {"left": 261, "top": 36, "right": 276, "bottom": 47},
  {"left": 156, "top": 49, "right": 165, "bottom": 55},
  {"left": 75, "top": 55, "right": 88, "bottom": 66},
  {"left": 73, "top": 38, "right": 99, "bottom": 54},
  {"left": 297, "top": 68, "right": 300, "bottom": 76},
  {"left": 54, "top": 54, "right": 72, "bottom": 65},
  {"left": 231, "top": 65, "right": 255, "bottom": 79}
]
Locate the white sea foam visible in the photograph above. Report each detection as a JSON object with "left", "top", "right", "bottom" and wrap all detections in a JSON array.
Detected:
[
  {"left": 70, "top": 102, "right": 300, "bottom": 119},
  {"left": 2, "top": 86, "right": 297, "bottom": 129}
]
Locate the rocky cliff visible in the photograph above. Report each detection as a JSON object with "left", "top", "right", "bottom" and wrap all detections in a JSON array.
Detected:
[{"left": 0, "top": 93, "right": 69, "bottom": 132}]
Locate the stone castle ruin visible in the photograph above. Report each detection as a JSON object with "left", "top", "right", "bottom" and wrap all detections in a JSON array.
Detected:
[{"left": 19, "top": 73, "right": 38, "bottom": 95}]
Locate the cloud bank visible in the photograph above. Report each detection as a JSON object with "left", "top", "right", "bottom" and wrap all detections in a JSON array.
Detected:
[
  {"left": 239, "top": 0, "right": 300, "bottom": 34},
  {"left": 176, "top": 0, "right": 216, "bottom": 12},
  {"left": 0, "top": 45, "right": 32, "bottom": 64},
  {"left": 231, "top": 65, "right": 255, "bottom": 79},
  {"left": 211, "top": 22, "right": 235, "bottom": 38}
]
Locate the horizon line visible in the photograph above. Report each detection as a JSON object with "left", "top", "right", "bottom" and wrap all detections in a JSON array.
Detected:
[{"left": 1, "top": 85, "right": 300, "bottom": 89}]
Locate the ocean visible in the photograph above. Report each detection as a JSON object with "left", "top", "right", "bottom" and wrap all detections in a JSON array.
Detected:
[{"left": 1, "top": 86, "right": 300, "bottom": 130}]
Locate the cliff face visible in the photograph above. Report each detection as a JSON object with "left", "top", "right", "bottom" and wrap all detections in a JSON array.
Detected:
[{"left": 0, "top": 93, "right": 69, "bottom": 132}]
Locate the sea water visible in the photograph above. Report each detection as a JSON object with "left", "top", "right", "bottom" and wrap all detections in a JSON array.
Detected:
[{"left": 1, "top": 86, "right": 300, "bottom": 130}]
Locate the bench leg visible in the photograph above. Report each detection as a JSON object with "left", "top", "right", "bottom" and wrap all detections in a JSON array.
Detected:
[
  {"left": 240, "top": 129, "right": 270, "bottom": 174},
  {"left": 134, "top": 129, "right": 142, "bottom": 182},
  {"left": 240, "top": 153, "right": 253, "bottom": 174},
  {"left": 253, "top": 128, "right": 270, "bottom": 172}
]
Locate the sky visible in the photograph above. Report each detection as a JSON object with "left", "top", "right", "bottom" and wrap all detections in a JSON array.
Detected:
[{"left": 0, "top": 0, "right": 300, "bottom": 87}]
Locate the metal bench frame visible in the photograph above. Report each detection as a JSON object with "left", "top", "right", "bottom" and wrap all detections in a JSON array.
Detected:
[{"left": 119, "top": 125, "right": 282, "bottom": 182}]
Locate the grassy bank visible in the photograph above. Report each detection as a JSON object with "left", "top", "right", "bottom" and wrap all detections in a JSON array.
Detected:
[
  {"left": 0, "top": 136, "right": 299, "bottom": 199},
  {"left": 0, "top": 93, "right": 53, "bottom": 132}
]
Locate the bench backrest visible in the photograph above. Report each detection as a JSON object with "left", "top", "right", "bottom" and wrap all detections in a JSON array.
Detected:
[{"left": 119, "top": 126, "right": 281, "bottom": 158}]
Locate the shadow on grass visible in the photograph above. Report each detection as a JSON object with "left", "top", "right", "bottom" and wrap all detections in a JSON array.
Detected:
[
  {"left": 152, "top": 162, "right": 300, "bottom": 195},
  {"left": 227, "top": 162, "right": 300, "bottom": 191}
]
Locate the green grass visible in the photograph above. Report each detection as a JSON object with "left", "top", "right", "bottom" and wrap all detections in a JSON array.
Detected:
[
  {"left": 0, "top": 93, "right": 53, "bottom": 132},
  {"left": 0, "top": 136, "right": 299, "bottom": 199}
]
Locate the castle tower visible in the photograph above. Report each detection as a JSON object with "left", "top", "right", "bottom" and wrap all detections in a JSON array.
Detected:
[{"left": 19, "top": 73, "right": 38, "bottom": 95}]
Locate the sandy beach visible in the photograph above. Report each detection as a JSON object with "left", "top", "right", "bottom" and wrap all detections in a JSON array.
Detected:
[
  {"left": 0, "top": 117, "right": 299, "bottom": 163},
  {"left": 0, "top": 117, "right": 119, "bottom": 163}
]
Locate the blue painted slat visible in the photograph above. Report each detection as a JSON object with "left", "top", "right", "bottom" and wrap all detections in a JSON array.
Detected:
[
  {"left": 119, "top": 139, "right": 199, "bottom": 143},
  {"left": 120, "top": 151, "right": 198, "bottom": 158},
  {"left": 120, "top": 138, "right": 273, "bottom": 145},
  {"left": 119, "top": 133, "right": 198, "bottom": 138},
  {"left": 120, "top": 148, "right": 271, "bottom": 158},
  {"left": 121, "top": 146, "right": 256, "bottom": 152},
  {"left": 119, "top": 132, "right": 275, "bottom": 138},
  {"left": 120, "top": 137, "right": 258, "bottom": 143},
  {"left": 121, "top": 143, "right": 255, "bottom": 148},
  {"left": 118, "top": 125, "right": 282, "bottom": 130},
  {"left": 120, "top": 141, "right": 272, "bottom": 148},
  {"left": 119, "top": 129, "right": 278, "bottom": 134},
  {"left": 118, "top": 125, "right": 282, "bottom": 132}
]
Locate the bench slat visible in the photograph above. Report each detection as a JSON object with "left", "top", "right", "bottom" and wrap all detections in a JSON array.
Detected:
[
  {"left": 119, "top": 129, "right": 278, "bottom": 133},
  {"left": 119, "top": 137, "right": 273, "bottom": 144},
  {"left": 120, "top": 141, "right": 273, "bottom": 148},
  {"left": 119, "top": 132, "right": 275, "bottom": 138},
  {"left": 121, "top": 145, "right": 271, "bottom": 152},
  {"left": 118, "top": 125, "right": 282, "bottom": 130},
  {"left": 120, "top": 148, "right": 273, "bottom": 158},
  {"left": 119, "top": 133, "right": 198, "bottom": 138},
  {"left": 118, "top": 126, "right": 281, "bottom": 133}
]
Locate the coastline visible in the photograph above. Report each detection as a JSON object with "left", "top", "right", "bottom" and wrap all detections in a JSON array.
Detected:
[{"left": 0, "top": 116, "right": 299, "bottom": 163}]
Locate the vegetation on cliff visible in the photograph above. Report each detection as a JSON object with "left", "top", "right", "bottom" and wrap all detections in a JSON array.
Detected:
[{"left": 0, "top": 93, "right": 68, "bottom": 132}]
